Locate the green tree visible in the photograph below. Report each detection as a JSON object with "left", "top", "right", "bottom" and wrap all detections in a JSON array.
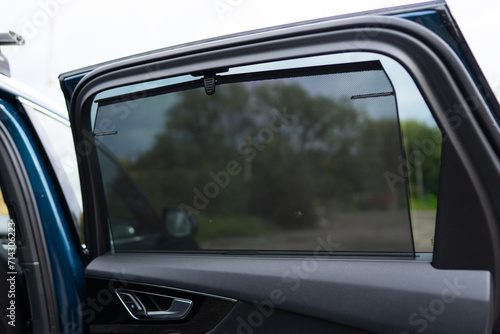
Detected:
[{"left": 400, "top": 120, "right": 441, "bottom": 202}]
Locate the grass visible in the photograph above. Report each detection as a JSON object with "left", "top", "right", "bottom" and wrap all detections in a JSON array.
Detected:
[
  {"left": 409, "top": 194, "right": 438, "bottom": 211},
  {"left": 194, "top": 215, "right": 276, "bottom": 243}
]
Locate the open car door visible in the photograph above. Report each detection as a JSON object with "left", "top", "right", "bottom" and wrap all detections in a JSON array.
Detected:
[{"left": 61, "top": 1, "right": 500, "bottom": 333}]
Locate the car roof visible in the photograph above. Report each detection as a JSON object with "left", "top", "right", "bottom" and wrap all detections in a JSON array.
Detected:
[{"left": 0, "top": 73, "right": 68, "bottom": 122}]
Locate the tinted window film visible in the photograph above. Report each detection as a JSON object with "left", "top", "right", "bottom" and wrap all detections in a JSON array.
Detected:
[{"left": 93, "top": 56, "right": 437, "bottom": 255}]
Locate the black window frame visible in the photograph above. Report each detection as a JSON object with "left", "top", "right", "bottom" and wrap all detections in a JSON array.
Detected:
[
  {"left": 92, "top": 57, "right": 425, "bottom": 256},
  {"left": 69, "top": 17, "right": 500, "bottom": 322}
]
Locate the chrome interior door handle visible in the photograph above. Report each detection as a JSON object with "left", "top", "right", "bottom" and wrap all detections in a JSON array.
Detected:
[
  {"left": 116, "top": 289, "right": 193, "bottom": 320},
  {"left": 146, "top": 298, "right": 193, "bottom": 319}
]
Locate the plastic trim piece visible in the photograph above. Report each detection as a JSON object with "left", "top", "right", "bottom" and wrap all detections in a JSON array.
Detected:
[
  {"left": 87, "top": 253, "right": 492, "bottom": 334},
  {"left": 116, "top": 288, "right": 193, "bottom": 321}
]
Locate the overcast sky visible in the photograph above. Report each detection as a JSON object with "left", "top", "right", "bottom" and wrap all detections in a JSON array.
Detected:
[{"left": 0, "top": 0, "right": 499, "bottom": 108}]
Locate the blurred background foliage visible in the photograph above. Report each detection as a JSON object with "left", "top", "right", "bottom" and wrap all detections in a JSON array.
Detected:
[{"left": 119, "top": 82, "right": 440, "bottom": 239}]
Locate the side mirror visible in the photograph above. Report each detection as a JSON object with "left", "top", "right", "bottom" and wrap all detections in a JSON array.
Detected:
[{"left": 161, "top": 207, "right": 198, "bottom": 238}]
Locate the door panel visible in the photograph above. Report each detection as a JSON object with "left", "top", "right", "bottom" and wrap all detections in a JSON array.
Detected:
[
  {"left": 87, "top": 278, "right": 372, "bottom": 334},
  {"left": 86, "top": 253, "right": 492, "bottom": 333},
  {"left": 65, "top": 3, "right": 500, "bottom": 334},
  {"left": 86, "top": 277, "right": 235, "bottom": 333},
  {"left": 207, "top": 302, "right": 373, "bottom": 334}
]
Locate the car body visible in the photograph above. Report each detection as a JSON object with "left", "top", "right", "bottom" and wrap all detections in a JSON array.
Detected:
[
  {"left": 0, "top": 57, "right": 85, "bottom": 333},
  {"left": 1, "top": 1, "right": 500, "bottom": 333}
]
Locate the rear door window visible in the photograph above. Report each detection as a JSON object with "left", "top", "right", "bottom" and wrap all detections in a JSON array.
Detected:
[{"left": 91, "top": 52, "right": 441, "bottom": 254}]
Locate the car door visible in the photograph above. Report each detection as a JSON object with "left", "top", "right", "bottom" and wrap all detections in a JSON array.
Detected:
[{"left": 61, "top": 2, "right": 500, "bottom": 333}]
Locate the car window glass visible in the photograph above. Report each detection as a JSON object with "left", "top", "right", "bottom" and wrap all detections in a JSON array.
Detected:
[
  {"left": 20, "top": 99, "right": 84, "bottom": 241},
  {"left": 92, "top": 52, "right": 440, "bottom": 255}
]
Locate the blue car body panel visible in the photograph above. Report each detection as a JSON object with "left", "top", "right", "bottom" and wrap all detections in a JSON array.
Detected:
[{"left": 0, "top": 98, "right": 85, "bottom": 332}]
